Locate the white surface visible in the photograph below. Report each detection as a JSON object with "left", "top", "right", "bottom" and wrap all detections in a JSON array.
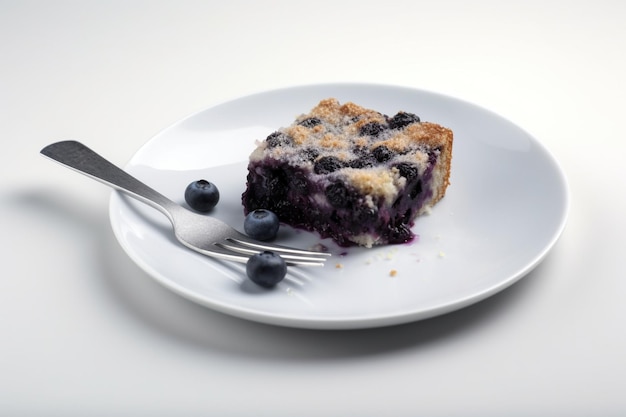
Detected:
[
  {"left": 110, "top": 84, "right": 568, "bottom": 329},
  {"left": 1, "top": 0, "right": 625, "bottom": 415}
]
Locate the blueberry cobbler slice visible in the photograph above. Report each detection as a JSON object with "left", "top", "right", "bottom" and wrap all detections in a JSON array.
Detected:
[{"left": 241, "top": 98, "right": 453, "bottom": 247}]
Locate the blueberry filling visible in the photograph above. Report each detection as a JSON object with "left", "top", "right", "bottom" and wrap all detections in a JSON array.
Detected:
[{"left": 242, "top": 151, "right": 437, "bottom": 247}]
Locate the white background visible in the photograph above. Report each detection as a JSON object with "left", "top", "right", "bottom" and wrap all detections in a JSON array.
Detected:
[{"left": 2, "top": 1, "right": 625, "bottom": 415}]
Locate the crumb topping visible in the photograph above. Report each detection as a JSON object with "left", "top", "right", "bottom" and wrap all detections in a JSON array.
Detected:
[
  {"left": 319, "top": 133, "right": 348, "bottom": 149},
  {"left": 288, "top": 125, "right": 309, "bottom": 145},
  {"left": 346, "top": 168, "right": 404, "bottom": 204}
]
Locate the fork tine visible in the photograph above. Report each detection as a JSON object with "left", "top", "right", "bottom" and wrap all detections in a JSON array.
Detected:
[
  {"left": 210, "top": 243, "right": 326, "bottom": 267},
  {"left": 226, "top": 237, "right": 332, "bottom": 259},
  {"left": 217, "top": 240, "right": 328, "bottom": 263},
  {"left": 215, "top": 244, "right": 326, "bottom": 267},
  {"left": 183, "top": 240, "right": 326, "bottom": 267}
]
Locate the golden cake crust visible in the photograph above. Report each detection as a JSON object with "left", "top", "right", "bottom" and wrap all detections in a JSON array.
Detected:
[{"left": 403, "top": 122, "right": 453, "bottom": 205}]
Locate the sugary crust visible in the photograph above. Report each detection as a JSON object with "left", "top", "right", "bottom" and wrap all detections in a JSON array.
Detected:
[{"left": 308, "top": 98, "right": 386, "bottom": 124}]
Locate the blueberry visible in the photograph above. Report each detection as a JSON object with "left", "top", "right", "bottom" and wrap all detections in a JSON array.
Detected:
[
  {"left": 388, "top": 223, "right": 413, "bottom": 244},
  {"left": 266, "top": 131, "right": 293, "bottom": 148},
  {"left": 372, "top": 145, "right": 394, "bottom": 162},
  {"left": 248, "top": 169, "right": 288, "bottom": 210},
  {"left": 298, "top": 117, "right": 322, "bottom": 128},
  {"left": 349, "top": 156, "right": 376, "bottom": 169},
  {"left": 314, "top": 156, "right": 344, "bottom": 174},
  {"left": 301, "top": 148, "right": 320, "bottom": 161},
  {"left": 389, "top": 112, "right": 420, "bottom": 129},
  {"left": 394, "top": 162, "right": 419, "bottom": 181},
  {"left": 352, "top": 145, "right": 369, "bottom": 156},
  {"left": 244, "top": 209, "right": 280, "bottom": 241},
  {"left": 359, "top": 122, "right": 388, "bottom": 137},
  {"left": 261, "top": 169, "right": 288, "bottom": 201},
  {"left": 246, "top": 251, "right": 287, "bottom": 288},
  {"left": 410, "top": 180, "right": 423, "bottom": 199},
  {"left": 325, "top": 181, "right": 351, "bottom": 208},
  {"left": 291, "top": 173, "right": 309, "bottom": 194},
  {"left": 184, "top": 180, "right": 220, "bottom": 212},
  {"left": 356, "top": 206, "right": 377, "bottom": 224}
]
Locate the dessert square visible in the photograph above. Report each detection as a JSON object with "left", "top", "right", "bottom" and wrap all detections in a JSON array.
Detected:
[{"left": 242, "top": 98, "right": 453, "bottom": 247}]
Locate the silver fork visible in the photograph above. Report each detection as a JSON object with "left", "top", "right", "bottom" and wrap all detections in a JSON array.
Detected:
[{"left": 40, "top": 140, "right": 330, "bottom": 267}]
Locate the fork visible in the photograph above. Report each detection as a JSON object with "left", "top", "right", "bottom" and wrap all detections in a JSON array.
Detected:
[{"left": 40, "top": 141, "right": 330, "bottom": 267}]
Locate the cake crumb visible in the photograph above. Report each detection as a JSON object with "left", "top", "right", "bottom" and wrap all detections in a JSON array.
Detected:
[
  {"left": 438, "top": 251, "right": 446, "bottom": 258},
  {"left": 309, "top": 243, "right": 329, "bottom": 253},
  {"left": 335, "top": 263, "right": 344, "bottom": 269},
  {"left": 385, "top": 248, "right": 398, "bottom": 260},
  {"left": 389, "top": 269, "right": 398, "bottom": 277}
]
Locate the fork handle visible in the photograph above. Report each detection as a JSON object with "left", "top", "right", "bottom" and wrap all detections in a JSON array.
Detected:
[{"left": 41, "top": 140, "right": 178, "bottom": 217}]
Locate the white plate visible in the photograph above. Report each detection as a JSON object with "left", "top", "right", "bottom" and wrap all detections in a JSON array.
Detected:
[{"left": 109, "top": 83, "right": 569, "bottom": 330}]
